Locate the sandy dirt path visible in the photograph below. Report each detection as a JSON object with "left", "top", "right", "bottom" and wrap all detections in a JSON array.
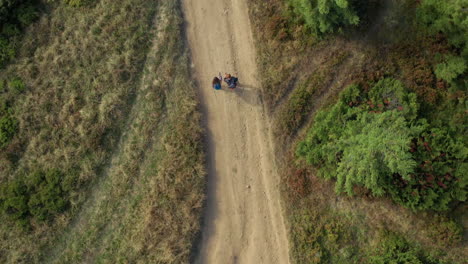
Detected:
[{"left": 183, "top": 0, "right": 290, "bottom": 263}]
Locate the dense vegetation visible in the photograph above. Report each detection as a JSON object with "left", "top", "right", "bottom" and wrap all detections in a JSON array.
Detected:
[
  {"left": 0, "top": 169, "right": 72, "bottom": 228},
  {"left": 0, "top": 104, "right": 17, "bottom": 148},
  {"left": 250, "top": 0, "right": 466, "bottom": 262},
  {"left": 285, "top": 0, "right": 383, "bottom": 37},
  {"left": 297, "top": 79, "right": 466, "bottom": 211},
  {"left": 369, "top": 232, "right": 438, "bottom": 264},
  {"left": 0, "top": 0, "right": 94, "bottom": 67},
  {"left": 295, "top": 0, "right": 467, "bottom": 212},
  {"left": 287, "top": 0, "right": 360, "bottom": 35},
  {"left": 417, "top": 0, "right": 467, "bottom": 58},
  {"left": 0, "top": 77, "right": 24, "bottom": 149},
  {"left": 0, "top": 0, "right": 39, "bottom": 67}
]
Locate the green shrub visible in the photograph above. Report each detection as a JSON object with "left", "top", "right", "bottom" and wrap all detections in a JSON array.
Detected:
[
  {"left": 52, "top": 0, "right": 91, "bottom": 7},
  {"left": 8, "top": 77, "right": 25, "bottom": 93},
  {"left": 16, "top": 4, "right": 38, "bottom": 26},
  {"left": 0, "top": 36, "right": 16, "bottom": 67},
  {"left": 0, "top": 113, "right": 17, "bottom": 148},
  {"left": 27, "top": 169, "right": 70, "bottom": 221},
  {"left": 297, "top": 78, "right": 467, "bottom": 210},
  {"left": 0, "top": 178, "right": 30, "bottom": 227},
  {"left": 417, "top": 0, "right": 468, "bottom": 57},
  {"left": 370, "top": 232, "right": 426, "bottom": 264},
  {"left": 388, "top": 127, "right": 467, "bottom": 211},
  {"left": 435, "top": 55, "right": 466, "bottom": 83},
  {"left": 0, "top": 169, "right": 72, "bottom": 226},
  {"left": 0, "top": 0, "right": 38, "bottom": 67},
  {"left": 287, "top": 0, "right": 360, "bottom": 36},
  {"left": 1, "top": 23, "right": 21, "bottom": 37},
  {"left": 0, "top": 0, "right": 23, "bottom": 22}
]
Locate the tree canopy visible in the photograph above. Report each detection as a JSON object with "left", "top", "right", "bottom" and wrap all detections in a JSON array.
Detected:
[{"left": 297, "top": 78, "right": 467, "bottom": 210}]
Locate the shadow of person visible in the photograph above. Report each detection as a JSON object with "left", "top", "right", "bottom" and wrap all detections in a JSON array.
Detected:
[{"left": 232, "top": 84, "right": 262, "bottom": 106}]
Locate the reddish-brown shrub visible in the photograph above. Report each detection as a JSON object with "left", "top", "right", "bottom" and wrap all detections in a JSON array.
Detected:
[{"left": 287, "top": 168, "right": 310, "bottom": 198}]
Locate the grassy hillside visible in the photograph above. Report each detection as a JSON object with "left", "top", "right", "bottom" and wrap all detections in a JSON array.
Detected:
[
  {"left": 249, "top": 0, "right": 466, "bottom": 263},
  {"left": 0, "top": 0, "right": 205, "bottom": 263}
]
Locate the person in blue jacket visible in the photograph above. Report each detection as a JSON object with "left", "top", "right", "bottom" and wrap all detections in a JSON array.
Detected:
[
  {"left": 212, "top": 76, "right": 222, "bottom": 90},
  {"left": 224, "top": 73, "right": 238, "bottom": 89}
]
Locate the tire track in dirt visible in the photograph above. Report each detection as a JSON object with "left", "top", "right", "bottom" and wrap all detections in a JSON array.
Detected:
[{"left": 183, "top": 0, "right": 290, "bottom": 263}]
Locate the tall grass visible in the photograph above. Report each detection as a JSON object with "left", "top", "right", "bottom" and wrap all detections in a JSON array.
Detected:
[{"left": 0, "top": 0, "right": 205, "bottom": 263}]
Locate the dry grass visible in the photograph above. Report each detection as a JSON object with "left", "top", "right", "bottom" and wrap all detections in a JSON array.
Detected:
[
  {"left": 248, "top": 0, "right": 467, "bottom": 263},
  {"left": 273, "top": 50, "right": 352, "bottom": 146},
  {"left": 0, "top": 0, "right": 205, "bottom": 263}
]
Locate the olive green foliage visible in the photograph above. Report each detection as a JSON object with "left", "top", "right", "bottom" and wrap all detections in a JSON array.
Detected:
[
  {"left": 0, "top": 0, "right": 38, "bottom": 67},
  {"left": 62, "top": 0, "right": 90, "bottom": 6},
  {"left": 417, "top": 0, "right": 468, "bottom": 57},
  {"left": 0, "top": 113, "right": 17, "bottom": 148},
  {"left": 297, "top": 78, "right": 467, "bottom": 210},
  {"left": 418, "top": 0, "right": 467, "bottom": 90},
  {"left": 0, "top": 37, "right": 16, "bottom": 66},
  {"left": 287, "top": 0, "right": 360, "bottom": 36},
  {"left": 0, "top": 0, "right": 22, "bottom": 21},
  {"left": 435, "top": 55, "right": 466, "bottom": 83},
  {"left": 369, "top": 232, "right": 434, "bottom": 264},
  {"left": 0, "top": 77, "right": 25, "bottom": 148},
  {"left": 0, "top": 96, "right": 17, "bottom": 148},
  {"left": 47, "top": 0, "right": 91, "bottom": 7},
  {"left": 0, "top": 169, "right": 71, "bottom": 227},
  {"left": 290, "top": 209, "right": 359, "bottom": 263},
  {"left": 388, "top": 127, "right": 467, "bottom": 211},
  {"left": 8, "top": 77, "right": 25, "bottom": 93}
]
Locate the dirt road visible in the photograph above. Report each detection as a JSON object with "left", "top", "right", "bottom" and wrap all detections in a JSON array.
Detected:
[{"left": 183, "top": 0, "right": 290, "bottom": 263}]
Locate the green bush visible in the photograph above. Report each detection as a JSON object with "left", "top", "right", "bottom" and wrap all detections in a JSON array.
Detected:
[
  {"left": 435, "top": 55, "right": 466, "bottom": 83},
  {"left": 27, "top": 169, "right": 70, "bottom": 221},
  {"left": 0, "top": 0, "right": 22, "bottom": 22},
  {"left": 0, "top": 36, "right": 16, "bottom": 67},
  {"left": 417, "top": 0, "right": 468, "bottom": 57},
  {"left": 47, "top": 0, "right": 91, "bottom": 7},
  {"left": 62, "top": 0, "right": 90, "bottom": 7},
  {"left": 0, "top": 178, "right": 30, "bottom": 227},
  {"left": 0, "top": 113, "right": 17, "bottom": 148},
  {"left": 370, "top": 232, "right": 427, "bottom": 264},
  {"left": 0, "top": 0, "right": 38, "bottom": 67},
  {"left": 8, "top": 77, "right": 25, "bottom": 93},
  {"left": 287, "top": 0, "right": 360, "bottom": 36},
  {"left": 0, "top": 169, "right": 72, "bottom": 227},
  {"left": 297, "top": 78, "right": 467, "bottom": 210},
  {"left": 16, "top": 4, "right": 38, "bottom": 26},
  {"left": 388, "top": 128, "right": 467, "bottom": 211}
]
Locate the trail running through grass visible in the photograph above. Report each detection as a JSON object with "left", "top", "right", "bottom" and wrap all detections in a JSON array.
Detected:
[{"left": 183, "top": 0, "right": 290, "bottom": 263}]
